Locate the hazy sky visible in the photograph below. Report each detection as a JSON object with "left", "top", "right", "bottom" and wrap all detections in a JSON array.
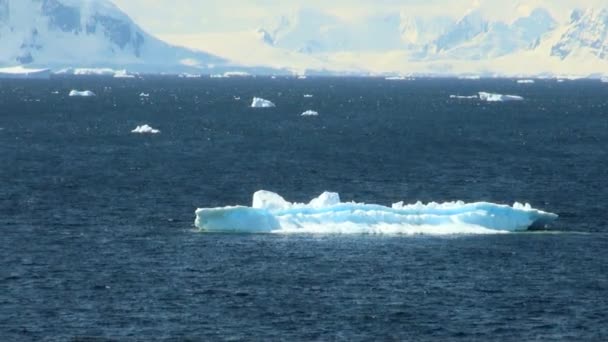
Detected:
[{"left": 112, "top": 0, "right": 604, "bottom": 35}]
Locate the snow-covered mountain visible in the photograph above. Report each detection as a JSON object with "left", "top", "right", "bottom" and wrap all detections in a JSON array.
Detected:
[
  {"left": 0, "top": 0, "right": 272, "bottom": 73},
  {"left": 551, "top": 8, "right": 608, "bottom": 60}
]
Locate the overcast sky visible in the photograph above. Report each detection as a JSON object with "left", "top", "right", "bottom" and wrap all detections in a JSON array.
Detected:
[{"left": 112, "top": 0, "right": 605, "bottom": 35}]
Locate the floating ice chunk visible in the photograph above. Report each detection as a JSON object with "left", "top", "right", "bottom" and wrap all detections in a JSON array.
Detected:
[
  {"left": 131, "top": 124, "right": 160, "bottom": 134},
  {"left": 139, "top": 93, "right": 150, "bottom": 97},
  {"left": 251, "top": 97, "right": 276, "bottom": 108},
  {"left": 195, "top": 191, "right": 558, "bottom": 235},
  {"left": 517, "top": 79, "right": 535, "bottom": 84},
  {"left": 114, "top": 70, "right": 135, "bottom": 78},
  {"left": 303, "top": 94, "right": 314, "bottom": 98},
  {"left": 297, "top": 75, "right": 307, "bottom": 79},
  {"left": 69, "top": 90, "right": 96, "bottom": 97},
  {"left": 478, "top": 92, "right": 524, "bottom": 102},
  {"left": 234, "top": 96, "right": 241, "bottom": 101},
  {"left": 459, "top": 75, "right": 480, "bottom": 80},
  {"left": 601, "top": 77, "right": 608, "bottom": 83},
  {"left": 450, "top": 95, "right": 478, "bottom": 99},
  {"left": 301, "top": 110, "right": 319, "bottom": 116}
]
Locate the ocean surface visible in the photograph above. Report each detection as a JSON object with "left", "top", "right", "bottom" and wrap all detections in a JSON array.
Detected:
[{"left": 1, "top": 76, "right": 607, "bottom": 340}]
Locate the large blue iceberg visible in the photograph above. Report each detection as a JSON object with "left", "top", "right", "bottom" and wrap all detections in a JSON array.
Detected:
[{"left": 194, "top": 191, "right": 557, "bottom": 235}]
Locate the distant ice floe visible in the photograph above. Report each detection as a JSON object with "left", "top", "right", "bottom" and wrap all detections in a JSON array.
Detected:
[
  {"left": 601, "top": 77, "right": 608, "bottom": 83},
  {"left": 297, "top": 75, "right": 307, "bottom": 79},
  {"left": 517, "top": 79, "right": 535, "bottom": 84},
  {"left": 57, "top": 68, "right": 116, "bottom": 76},
  {"left": 301, "top": 110, "right": 319, "bottom": 116},
  {"left": 69, "top": 90, "right": 96, "bottom": 97},
  {"left": 131, "top": 124, "right": 160, "bottom": 134},
  {"left": 194, "top": 190, "right": 558, "bottom": 235},
  {"left": 478, "top": 92, "right": 524, "bottom": 102},
  {"left": 0, "top": 66, "right": 51, "bottom": 79},
  {"left": 251, "top": 97, "right": 276, "bottom": 108},
  {"left": 139, "top": 92, "right": 150, "bottom": 97},
  {"left": 385, "top": 76, "right": 415, "bottom": 81},
  {"left": 113, "top": 70, "right": 135, "bottom": 78},
  {"left": 450, "top": 95, "right": 478, "bottom": 99},
  {"left": 303, "top": 94, "right": 314, "bottom": 98},
  {"left": 458, "top": 75, "right": 481, "bottom": 80}
]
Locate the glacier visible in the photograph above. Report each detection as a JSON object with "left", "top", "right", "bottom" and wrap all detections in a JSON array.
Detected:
[
  {"left": 251, "top": 97, "right": 276, "bottom": 108},
  {"left": 69, "top": 90, "right": 96, "bottom": 97},
  {"left": 131, "top": 124, "right": 160, "bottom": 134},
  {"left": 194, "top": 191, "right": 558, "bottom": 235}
]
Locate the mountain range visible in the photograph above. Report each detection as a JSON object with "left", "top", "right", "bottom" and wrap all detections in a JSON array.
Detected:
[{"left": 0, "top": 0, "right": 607, "bottom": 77}]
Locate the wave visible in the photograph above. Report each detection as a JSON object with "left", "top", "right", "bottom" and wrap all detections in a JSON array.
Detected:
[{"left": 194, "top": 191, "right": 558, "bottom": 235}]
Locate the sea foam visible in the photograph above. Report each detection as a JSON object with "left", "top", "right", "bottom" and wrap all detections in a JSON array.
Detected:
[{"left": 194, "top": 191, "right": 557, "bottom": 235}]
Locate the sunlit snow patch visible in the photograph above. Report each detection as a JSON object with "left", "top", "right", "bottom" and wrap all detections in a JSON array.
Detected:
[
  {"left": 69, "top": 90, "right": 96, "bottom": 97},
  {"left": 251, "top": 97, "right": 276, "bottom": 108},
  {"left": 301, "top": 110, "right": 319, "bottom": 116},
  {"left": 131, "top": 124, "right": 160, "bottom": 134},
  {"left": 194, "top": 191, "right": 557, "bottom": 235},
  {"left": 478, "top": 92, "right": 523, "bottom": 102}
]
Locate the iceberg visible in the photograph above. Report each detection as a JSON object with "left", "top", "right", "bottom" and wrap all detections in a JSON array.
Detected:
[
  {"left": 139, "top": 93, "right": 150, "bottom": 97},
  {"left": 301, "top": 110, "right": 319, "bottom": 116},
  {"left": 450, "top": 95, "right": 478, "bottom": 99},
  {"left": 0, "top": 66, "right": 50, "bottom": 79},
  {"left": 69, "top": 90, "right": 96, "bottom": 97},
  {"left": 131, "top": 124, "right": 160, "bottom": 134},
  {"left": 478, "top": 92, "right": 524, "bottom": 102},
  {"left": 113, "top": 70, "right": 135, "bottom": 78},
  {"left": 194, "top": 191, "right": 558, "bottom": 235},
  {"left": 251, "top": 97, "right": 276, "bottom": 108},
  {"left": 303, "top": 94, "right": 314, "bottom": 98},
  {"left": 517, "top": 79, "right": 535, "bottom": 84}
]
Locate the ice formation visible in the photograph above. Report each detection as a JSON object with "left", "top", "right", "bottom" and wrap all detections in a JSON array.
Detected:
[
  {"left": 69, "top": 90, "right": 96, "bottom": 97},
  {"left": 194, "top": 191, "right": 558, "bottom": 235},
  {"left": 517, "top": 79, "right": 535, "bottom": 84},
  {"left": 113, "top": 70, "right": 135, "bottom": 78},
  {"left": 251, "top": 97, "right": 276, "bottom": 108},
  {"left": 450, "top": 95, "right": 478, "bottom": 99},
  {"left": 139, "top": 93, "right": 150, "bottom": 97},
  {"left": 131, "top": 124, "right": 160, "bottom": 134},
  {"left": 303, "top": 94, "right": 314, "bottom": 98},
  {"left": 301, "top": 110, "right": 319, "bottom": 116},
  {"left": 478, "top": 92, "right": 524, "bottom": 102}
]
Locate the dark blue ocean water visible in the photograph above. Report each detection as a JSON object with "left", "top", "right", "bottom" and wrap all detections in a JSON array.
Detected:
[{"left": 1, "top": 76, "right": 607, "bottom": 340}]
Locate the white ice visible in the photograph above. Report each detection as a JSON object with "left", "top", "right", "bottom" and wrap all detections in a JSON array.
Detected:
[
  {"left": 301, "top": 110, "right": 319, "bottom": 116},
  {"left": 69, "top": 90, "right": 96, "bottom": 97},
  {"left": 517, "top": 79, "right": 535, "bottom": 84},
  {"left": 131, "top": 124, "right": 160, "bottom": 134},
  {"left": 478, "top": 92, "right": 524, "bottom": 102},
  {"left": 194, "top": 190, "right": 558, "bottom": 235},
  {"left": 251, "top": 97, "right": 276, "bottom": 108},
  {"left": 450, "top": 95, "right": 478, "bottom": 99},
  {"left": 113, "top": 70, "right": 135, "bottom": 78},
  {"left": 139, "top": 93, "right": 150, "bottom": 97},
  {"left": 303, "top": 94, "right": 314, "bottom": 98}
]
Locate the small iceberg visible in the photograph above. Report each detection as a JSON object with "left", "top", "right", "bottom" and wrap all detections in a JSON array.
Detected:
[
  {"left": 139, "top": 92, "right": 150, "bottom": 97},
  {"left": 131, "top": 124, "right": 160, "bottom": 134},
  {"left": 478, "top": 92, "right": 523, "bottom": 102},
  {"left": 69, "top": 90, "right": 96, "bottom": 97},
  {"left": 517, "top": 79, "right": 535, "bottom": 84},
  {"left": 301, "top": 110, "right": 319, "bottom": 116},
  {"left": 450, "top": 95, "right": 478, "bottom": 99},
  {"left": 194, "top": 191, "right": 558, "bottom": 235},
  {"left": 113, "top": 70, "right": 135, "bottom": 78},
  {"left": 303, "top": 94, "right": 314, "bottom": 98},
  {"left": 251, "top": 97, "right": 276, "bottom": 108}
]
